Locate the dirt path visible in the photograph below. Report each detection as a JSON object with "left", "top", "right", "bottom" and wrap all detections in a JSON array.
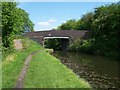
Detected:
[
  {"left": 15, "top": 50, "right": 42, "bottom": 88},
  {"left": 13, "top": 39, "right": 23, "bottom": 50}
]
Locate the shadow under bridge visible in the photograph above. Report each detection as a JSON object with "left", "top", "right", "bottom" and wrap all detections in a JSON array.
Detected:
[{"left": 43, "top": 36, "right": 70, "bottom": 51}]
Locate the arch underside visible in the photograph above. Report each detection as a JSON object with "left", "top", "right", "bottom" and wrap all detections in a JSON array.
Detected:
[{"left": 43, "top": 37, "right": 70, "bottom": 51}]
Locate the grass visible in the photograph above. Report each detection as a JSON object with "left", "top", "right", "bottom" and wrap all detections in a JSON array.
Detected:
[
  {"left": 2, "top": 37, "right": 91, "bottom": 88},
  {"left": 0, "top": 38, "right": 2, "bottom": 90},
  {"left": 0, "top": 52, "right": 2, "bottom": 90},
  {"left": 24, "top": 50, "right": 91, "bottom": 88},
  {"left": 2, "top": 38, "right": 43, "bottom": 88}
]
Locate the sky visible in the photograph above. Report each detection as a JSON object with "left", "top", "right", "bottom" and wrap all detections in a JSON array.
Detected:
[{"left": 18, "top": 2, "right": 114, "bottom": 31}]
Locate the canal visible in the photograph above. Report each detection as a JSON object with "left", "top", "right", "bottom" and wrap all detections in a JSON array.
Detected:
[{"left": 52, "top": 51, "right": 120, "bottom": 89}]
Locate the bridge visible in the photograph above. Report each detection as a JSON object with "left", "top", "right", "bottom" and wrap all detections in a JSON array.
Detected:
[{"left": 25, "top": 30, "right": 89, "bottom": 50}]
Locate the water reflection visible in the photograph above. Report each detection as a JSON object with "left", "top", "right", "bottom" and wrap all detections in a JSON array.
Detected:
[{"left": 52, "top": 51, "right": 120, "bottom": 89}]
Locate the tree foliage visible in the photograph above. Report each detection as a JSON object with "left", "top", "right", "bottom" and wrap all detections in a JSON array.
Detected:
[
  {"left": 57, "top": 19, "right": 76, "bottom": 30},
  {"left": 80, "top": 12, "right": 94, "bottom": 30},
  {"left": 2, "top": 2, "right": 34, "bottom": 48},
  {"left": 92, "top": 3, "right": 120, "bottom": 58},
  {"left": 0, "top": 1, "right": 2, "bottom": 37},
  {"left": 57, "top": 12, "right": 94, "bottom": 30},
  {"left": 44, "top": 39, "right": 62, "bottom": 50},
  {"left": 57, "top": 2, "right": 120, "bottom": 59}
]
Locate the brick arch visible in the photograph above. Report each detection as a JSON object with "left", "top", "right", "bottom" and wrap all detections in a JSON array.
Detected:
[{"left": 25, "top": 30, "right": 89, "bottom": 45}]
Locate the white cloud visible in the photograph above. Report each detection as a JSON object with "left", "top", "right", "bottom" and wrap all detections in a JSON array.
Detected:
[
  {"left": 38, "top": 22, "right": 50, "bottom": 26},
  {"left": 62, "top": 20, "right": 66, "bottom": 23},
  {"left": 37, "top": 19, "right": 56, "bottom": 27},
  {"left": 36, "top": 18, "right": 57, "bottom": 30},
  {"left": 48, "top": 19, "right": 56, "bottom": 23},
  {"left": 52, "top": 26, "right": 57, "bottom": 29}
]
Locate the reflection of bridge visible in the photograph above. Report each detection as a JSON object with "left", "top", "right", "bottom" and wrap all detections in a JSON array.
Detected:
[{"left": 25, "top": 30, "right": 89, "bottom": 50}]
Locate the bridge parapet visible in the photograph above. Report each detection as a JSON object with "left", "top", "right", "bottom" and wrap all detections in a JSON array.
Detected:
[{"left": 25, "top": 30, "right": 89, "bottom": 45}]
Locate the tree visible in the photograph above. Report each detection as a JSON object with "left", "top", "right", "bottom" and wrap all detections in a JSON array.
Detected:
[
  {"left": 57, "top": 12, "right": 94, "bottom": 31},
  {"left": 51, "top": 2, "right": 120, "bottom": 59},
  {"left": 73, "top": 12, "right": 94, "bottom": 30},
  {"left": 92, "top": 3, "right": 120, "bottom": 58},
  {"left": 81, "top": 12, "right": 94, "bottom": 30},
  {"left": 57, "top": 19, "right": 76, "bottom": 30},
  {"left": 74, "top": 20, "right": 84, "bottom": 30},
  {"left": 2, "top": 2, "right": 34, "bottom": 48},
  {"left": 0, "top": 0, "right": 1, "bottom": 52},
  {"left": 2, "top": 2, "right": 17, "bottom": 48}
]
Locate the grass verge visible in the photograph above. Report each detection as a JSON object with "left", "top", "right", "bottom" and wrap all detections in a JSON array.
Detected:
[
  {"left": 2, "top": 38, "right": 43, "bottom": 88},
  {"left": 24, "top": 50, "right": 91, "bottom": 88},
  {"left": 0, "top": 52, "right": 2, "bottom": 90},
  {"left": 0, "top": 38, "right": 2, "bottom": 90}
]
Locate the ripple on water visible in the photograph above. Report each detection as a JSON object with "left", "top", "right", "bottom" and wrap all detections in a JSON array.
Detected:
[{"left": 52, "top": 51, "right": 120, "bottom": 89}]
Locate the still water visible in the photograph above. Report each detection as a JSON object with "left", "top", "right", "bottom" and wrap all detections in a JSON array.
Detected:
[{"left": 52, "top": 51, "right": 120, "bottom": 89}]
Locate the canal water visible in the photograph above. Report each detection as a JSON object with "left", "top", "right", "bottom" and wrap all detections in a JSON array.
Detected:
[{"left": 52, "top": 51, "right": 120, "bottom": 89}]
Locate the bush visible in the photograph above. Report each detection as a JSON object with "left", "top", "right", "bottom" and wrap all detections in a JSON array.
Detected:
[
  {"left": 68, "top": 39, "right": 94, "bottom": 54},
  {"left": 44, "top": 39, "right": 62, "bottom": 50}
]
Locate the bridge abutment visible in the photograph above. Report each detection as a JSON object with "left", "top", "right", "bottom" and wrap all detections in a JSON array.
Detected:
[{"left": 61, "top": 39, "right": 69, "bottom": 51}]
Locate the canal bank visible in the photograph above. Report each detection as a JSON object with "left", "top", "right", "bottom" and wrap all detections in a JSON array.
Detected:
[
  {"left": 2, "top": 38, "right": 91, "bottom": 88},
  {"left": 52, "top": 51, "right": 120, "bottom": 89},
  {"left": 24, "top": 50, "right": 91, "bottom": 88}
]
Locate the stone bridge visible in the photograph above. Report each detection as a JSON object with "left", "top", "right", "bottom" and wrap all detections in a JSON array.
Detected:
[{"left": 25, "top": 30, "right": 89, "bottom": 50}]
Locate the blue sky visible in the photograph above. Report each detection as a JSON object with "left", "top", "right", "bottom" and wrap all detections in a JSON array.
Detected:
[{"left": 18, "top": 2, "right": 113, "bottom": 31}]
